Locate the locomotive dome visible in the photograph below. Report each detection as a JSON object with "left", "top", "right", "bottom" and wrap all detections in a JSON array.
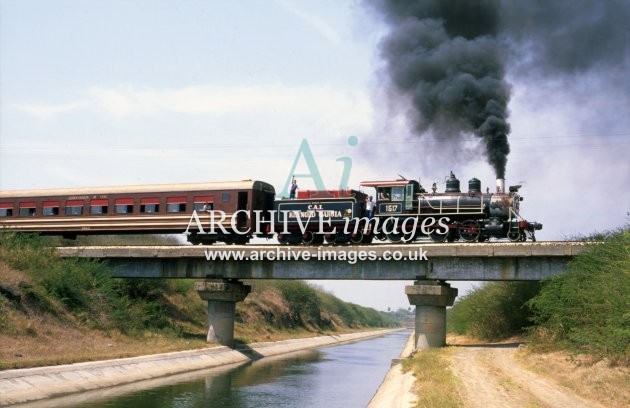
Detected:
[
  {"left": 445, "top": 172, "right": 460, "bottom": 193},
  {"left": 468, "top": 178, "right": 481, "bottom": 193}
]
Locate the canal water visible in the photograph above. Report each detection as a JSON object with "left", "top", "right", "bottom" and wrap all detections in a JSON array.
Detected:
[{"left": 58, "top": 330, "right": 411, "bottom": 408}]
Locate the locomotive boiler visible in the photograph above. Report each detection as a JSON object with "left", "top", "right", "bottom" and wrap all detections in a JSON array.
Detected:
[{"left": 358, "top": 172, "right": 542, "bottom": 243}]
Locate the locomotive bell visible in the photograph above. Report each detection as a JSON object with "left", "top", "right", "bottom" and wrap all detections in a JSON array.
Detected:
[
  {"left": 445, "top": 172, "right": 461, "bottom": 192},
  {"left": 468, "top": 178, "right": 481, "bottom": 193}
]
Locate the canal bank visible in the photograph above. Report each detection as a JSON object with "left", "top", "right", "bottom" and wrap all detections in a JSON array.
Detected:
[
  {"left": 367, "top": 332, "right": 416, "bottom": 407},
  {"left": 0, "top": 329, "right": 400, "bottom": 406}
]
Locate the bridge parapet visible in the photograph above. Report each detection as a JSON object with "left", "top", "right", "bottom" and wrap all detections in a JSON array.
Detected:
[
  {"left": 56, "top": 242, "right": 588, "bottom": 281},
  {"left": 57, "top": 241, "right": 587, "bottom": 258}
]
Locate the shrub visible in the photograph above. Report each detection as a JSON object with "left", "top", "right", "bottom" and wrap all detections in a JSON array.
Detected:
[
  {"left": 274, "top": 281, "right": 323, "bottom": 328},
  {"left": 0, "top": 232, "right": 176, "bottom": 334},
  {"left": 447, "top": 281, "right": 541, "bottom": 340},
  {"left": 527, "top": 228, "right": 630, "bottom": 364}
]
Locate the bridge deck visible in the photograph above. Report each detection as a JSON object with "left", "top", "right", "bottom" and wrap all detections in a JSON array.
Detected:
[{"left": 56, "top": 242, "right": 588, "bottom": 281}]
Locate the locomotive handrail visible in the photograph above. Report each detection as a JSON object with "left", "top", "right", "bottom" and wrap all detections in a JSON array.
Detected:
[{"left": 417, "top": 194, "right": 485, "bottom": 216}]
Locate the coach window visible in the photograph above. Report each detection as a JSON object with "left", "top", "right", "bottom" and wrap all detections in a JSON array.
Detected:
[
  {"left": 140, "top": 198, "right": 160, "bottom": 213},
  {"left": 194, "top": 202, "right": 213, "bottom": 211},
  {"left": 43, "top": 202, "right": 60, "bottom": 216},
  {"left": 90, "top": 199, "right": 109, "bottom": 215},
  {"left": 115, "top": 198, "right": 134, "bottom": 214},
  {"left": 19, "top": 202, "right": 37, "bottom": 216},
  {"left": 0, "top": 204, "right": 13, "bottom": 217},
  {"left": 166, "top": 197, "right": 186, "bottom": 213},
  {"left": 65, "top": 200, "right": 84, "bottom": 215},
  {"left": 194, "top": 196, "right": 214, "bottom": 211}
]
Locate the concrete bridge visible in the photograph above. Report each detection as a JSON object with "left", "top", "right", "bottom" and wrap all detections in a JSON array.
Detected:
[{"left": 56, "top": 241, "right": 588, "bottom": 349}]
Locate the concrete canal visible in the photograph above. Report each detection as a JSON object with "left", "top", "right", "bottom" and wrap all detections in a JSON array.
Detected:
[{"left": 23, "top": 330, "right": 411, "bottom": 408}]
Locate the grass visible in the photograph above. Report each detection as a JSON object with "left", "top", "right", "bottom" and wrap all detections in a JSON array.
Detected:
[
  {"left": 515, "top": 347, "right": 630, "bottom": 408},
  {"left": 0, "top": 254, "right": 209, "bottom": 369},
  {"left": 0, "top": 321, "right": 209, "bottom": 369},
  {"left": 402, "top": 347, "right": 464, "bottom": 408},
  {"left": 0, "top": 231, "right": 401, "bottom": 369}
]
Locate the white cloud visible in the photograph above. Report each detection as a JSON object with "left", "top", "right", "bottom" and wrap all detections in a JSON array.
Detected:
[
  {"left": 13, "top": 84, "right": 371, "bottom": 126},
  {"left": 13, "top": 100, "right": 86, "bottom": 120}
]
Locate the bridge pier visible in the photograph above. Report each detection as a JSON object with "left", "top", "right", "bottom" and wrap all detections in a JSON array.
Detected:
[
  {"left": 405, "top": 280, "right": 458, "bottom": 349},
  {"left": 195, "top": 279, "right": 251, "bottom": 347}
]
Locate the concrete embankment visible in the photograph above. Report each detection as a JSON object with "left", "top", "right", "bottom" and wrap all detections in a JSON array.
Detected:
[
  {"left": 367, "top": 332, "right": 416, "bottom": 408},
  {"left": 0, "top": 329, "right": 396, "bottom": 406}
]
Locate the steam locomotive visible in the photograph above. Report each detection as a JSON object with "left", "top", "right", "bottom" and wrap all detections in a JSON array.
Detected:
[
  {"left": 270, "top": 172, "right": 541, "bottom": 245},
  {"left": 0, "top": 173, "right": 541, "bottom": 245}
]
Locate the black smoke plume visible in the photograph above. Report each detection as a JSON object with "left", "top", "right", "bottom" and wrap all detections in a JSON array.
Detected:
[
  {"left": 369, "top": 0, "right": 510, "bottom": 178},
  {"left": 366, "top": 0, "right": 630, "bottom": 179},
  {"left": 502, "top": 1, "right": 630, "bottom": 77}
]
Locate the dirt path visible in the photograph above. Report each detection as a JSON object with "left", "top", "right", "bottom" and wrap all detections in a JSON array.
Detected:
[{"left": 450, "top": 343, "right": 605, "bottom": 408}]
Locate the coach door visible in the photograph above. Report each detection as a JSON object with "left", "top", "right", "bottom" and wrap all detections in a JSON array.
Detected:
[{"left": 237, "top": 191, "right": 248, "bottom": 229}]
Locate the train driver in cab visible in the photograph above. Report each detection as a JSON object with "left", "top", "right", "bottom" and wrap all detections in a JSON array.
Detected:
[{"left": 377, "top": 188, "right": 390, "bottom": 201}]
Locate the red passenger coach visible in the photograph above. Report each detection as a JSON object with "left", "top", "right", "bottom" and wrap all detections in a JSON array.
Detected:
[{"left": 0, "top": 180, "right": 276, "bottom": 244}]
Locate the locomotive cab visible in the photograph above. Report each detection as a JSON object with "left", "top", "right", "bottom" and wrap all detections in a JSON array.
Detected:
[{"left": 360, "top": 180, "right": 420, "bottom": 215}]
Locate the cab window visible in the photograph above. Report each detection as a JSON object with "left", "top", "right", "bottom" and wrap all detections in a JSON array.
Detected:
[
  {"left": 377, "top": 188, "right": 391, "bottom": 200},
  {"left": 405, "top": 184, "right": 414, "bottom": 208},
  {"left": 391, "top": 186, "right": 404, "bottom": 201}
]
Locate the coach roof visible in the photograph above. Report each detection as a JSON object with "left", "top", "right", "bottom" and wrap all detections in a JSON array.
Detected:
[{"left": 0, "top": 180, "right": 274, "bottom": 199}]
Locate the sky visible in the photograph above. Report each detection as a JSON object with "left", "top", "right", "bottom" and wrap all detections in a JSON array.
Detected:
[{"left": 1, "top": 0, "right": 629, "bottom": 311}]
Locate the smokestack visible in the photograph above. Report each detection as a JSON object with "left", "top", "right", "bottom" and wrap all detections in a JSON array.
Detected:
[{"left": 496, "top": 178, "right": 505, "bottom": 194}]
